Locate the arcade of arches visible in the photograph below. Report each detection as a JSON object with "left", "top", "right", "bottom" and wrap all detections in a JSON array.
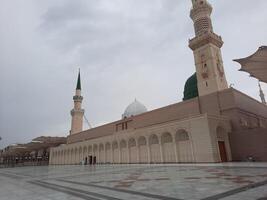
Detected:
[{"left": 50, "top": 116, "right": 232, "bottom": 164}]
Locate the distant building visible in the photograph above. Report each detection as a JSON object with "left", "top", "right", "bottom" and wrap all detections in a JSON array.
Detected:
[
  {"left": 50, "top": 0, "right": 267, "bottom": 165},
  {"left": 0, "top": 136, "right": 66, "bottom": 166}
]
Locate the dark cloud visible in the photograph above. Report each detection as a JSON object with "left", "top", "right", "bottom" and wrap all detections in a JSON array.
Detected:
[{"left": 0, "top": 0, "right": 267, "bottom": 148}]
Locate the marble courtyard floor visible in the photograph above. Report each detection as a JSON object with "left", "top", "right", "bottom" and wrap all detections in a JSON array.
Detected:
[{"left": 0, "top": 163, "right": 267, "bottom": 200}]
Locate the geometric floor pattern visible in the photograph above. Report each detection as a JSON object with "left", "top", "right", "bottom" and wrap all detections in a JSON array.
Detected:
[{"left": 1, "top": 163, "right": 267, "bottom": 200}]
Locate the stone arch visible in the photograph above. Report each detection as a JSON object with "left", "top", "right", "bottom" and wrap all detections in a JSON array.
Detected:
[
  {"left": 149, "top": 134, "right": 161, "bottom": 163},
  {"left": 128, "top": 138, "right": 138, "bottom": 163},
  {"left": 93, "top": 144, "right": 98, "bottom": 163},
  {"left": 105, "top": 142, "right": 111, "bottom": 150},
  {"left": 175, "top": 129, "right": 193, "bottom": 163},
  {"left": 161, "top": 132, "right": 173, "bottom": 143},
  {"left": 88, "top": 145, "right": 92, "bottom": 155},
  {"left": 161, "top": 132, "right": 175, "bottom": 163},
  {"left": 105, "top": 142, "right": 112, "bottom": 163},
  {"left": 112, "top": 141, "right": 118, "bottom": 149},
  {"left": 138, "top": 136, "right": 147, "bottom": 146},
  {"left": 128, "top": 138, "right": 136, "bottom": 147},
  {"left": 120, "top": 140, "right": 127, "bottom": 149},
  {"left": 120, "top": 140, "right": 127, "bottom": 163},
  {"left": 99, "top": 144, "right": 104, "bottom": 151},
  {"left": 175, "top": 129, "right": 189, "bottom": 142},
  {"left": 83, "top": 146, "right": 87, "bottom": 154},
  {"left": 149, "top": 134, "right": 159, "bottom": 145},
  {"left": 112, "top": 141, "right": 119, "bottom": 163},
  {"left": 138, "top": 136, "right": 148, "bottom": 163},
  {"left": 99, "top": 143, "right": 105, "bottom": 163},
  {"left": 93, "top": 144, "right": 98, "bottom": 156}
]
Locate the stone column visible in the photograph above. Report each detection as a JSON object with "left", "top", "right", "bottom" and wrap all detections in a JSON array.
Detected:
[
  {"left": 104, "top": 147, "right": 106, "bottom": 164},
  {"left": 147, "top": 144, "right": 151, "bottom": 164},
  {"left": 159, "top": 143, "right": 164, "bottom": 163},
  {"left": 137, "top": 146, "right": 140, "bottom": 163},
  {"left": 81, "top": 149, "right": 84, "bottom": 164},
  {"left": 119, "top": 148, "right": 122, "bottom": 164},
  {"left": 111, "top": 149, "right": 114, "bottom": 164},
  {"left": 174, "top": 142, "right": 179, "bottom": 163},
  {"left": 97, "top": 150, "right": 100, "bottom": 164}
]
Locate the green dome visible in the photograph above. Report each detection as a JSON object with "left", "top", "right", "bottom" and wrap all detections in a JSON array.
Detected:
[{"left": 183, "top": 73, "right": 199, "bottom": 101}]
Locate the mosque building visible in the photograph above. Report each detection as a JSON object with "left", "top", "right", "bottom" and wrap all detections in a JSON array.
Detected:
[{"left": 49, "top": 0, "right": 267, "bottom": 165}]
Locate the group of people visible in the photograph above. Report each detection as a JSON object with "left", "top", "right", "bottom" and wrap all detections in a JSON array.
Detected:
[{"left": 81, "top": 155, "right": 97, "bottom": 165}]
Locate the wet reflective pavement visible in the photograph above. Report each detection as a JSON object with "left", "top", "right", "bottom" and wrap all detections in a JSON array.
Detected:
[{"left": 0, "top": 163, "right": 267, "bottom": 200}]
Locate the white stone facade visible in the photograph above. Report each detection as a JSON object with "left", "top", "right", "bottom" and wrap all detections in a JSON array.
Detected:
[{"left": 50, "top": 114, "right": 232, "bottom": 165}]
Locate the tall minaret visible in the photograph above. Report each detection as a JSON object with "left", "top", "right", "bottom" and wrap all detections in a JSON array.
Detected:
[
  {"left": 189, "top": 0, "right": 228, "bottom": 96},
  {"left": 70, "top": 70, "right": 84, "bottom": 135},
  {"left": 258, "top": 81, "right": 266, "bottom": 105}
]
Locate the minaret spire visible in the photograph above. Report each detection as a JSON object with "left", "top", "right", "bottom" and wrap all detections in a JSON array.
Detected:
[
  {"left": 76, "top": 69, "right": 81, "bottom": 90},
  {"left": 258, "top": 81, "right": 266, "bottom": 105},
  {"left": 70, "top": 69, "right": 84, "bottom": 135},
  {"left": 189, "top": 0, "right": 228, "bottom": 96}
]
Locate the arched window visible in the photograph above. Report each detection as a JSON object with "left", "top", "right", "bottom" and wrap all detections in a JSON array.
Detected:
[
  {"left": 161, "top": 132, "right": 173, "bottom": 144},
  {"left": 149, "top": 134, "right": 159, "bottom": 145},
  {"left": 83, "top": 146, "right": 87, "bottom": 154},
  {"left": 176, "top": 130, "right": 189, "bottom": 142},
  {"left": 138, "top": 136, "right": 147, "bottom": 146},
  {"left": 93, "top": 144, "right": 98, "bottom": 152},
  {"left": 105, "top": 143, "right": 111, "bottom": 150},
  {"left": 88, "top": 146, "right": 92, "bottom": 153},
  {"left": 99, "top": 144, "right": 104, "bottom": 151},
  {"left": 128, "top": 138, "right": 136, "bottom": 147},
  {"left": 120, "top": 140, "right": 127, "bottom": 149},
  {"left": 112, "top": 141, "right": 118, "bottom": 149}
]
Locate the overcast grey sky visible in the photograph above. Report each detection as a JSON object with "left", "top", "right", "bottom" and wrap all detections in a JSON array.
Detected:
[{"left": 0, "top": 0, "right": 267, "bottom": 148}]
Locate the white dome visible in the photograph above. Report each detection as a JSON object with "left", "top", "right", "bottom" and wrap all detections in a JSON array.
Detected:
[{"left": 122, "top": 99, "right": 147, "bottom": 119}]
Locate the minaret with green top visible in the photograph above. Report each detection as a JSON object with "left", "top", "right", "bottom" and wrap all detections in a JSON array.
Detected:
[{"left": 70, "top": 70, "right": 84, "bottom": 135}]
